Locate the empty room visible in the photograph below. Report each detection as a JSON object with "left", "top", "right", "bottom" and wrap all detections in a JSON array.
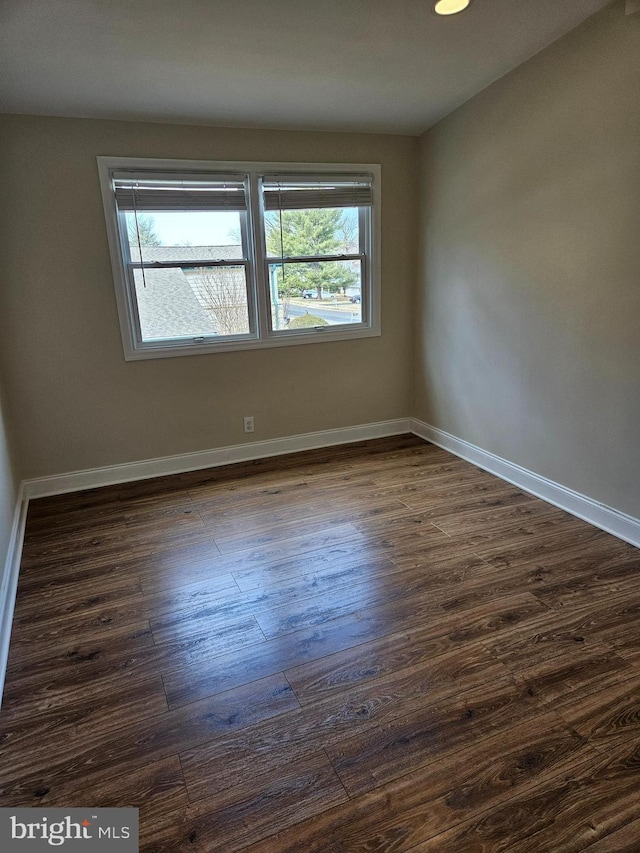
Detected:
[{"left": 0, "top": 0, "right": 639, "bottom": 850}]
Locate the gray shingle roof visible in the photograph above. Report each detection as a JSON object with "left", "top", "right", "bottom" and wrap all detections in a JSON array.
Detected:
[
  {"left": 130, "top": 245, "right": 247, "bottom": 339},
  {"left": 131, "top": 245, "right": 243, "bottom": 262},
  {"left": 134, "top": 268, "right": 217, "bottom": 340}
]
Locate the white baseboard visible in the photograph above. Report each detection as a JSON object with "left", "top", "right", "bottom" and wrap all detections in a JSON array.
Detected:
[
  {"left": 0, "top": 485, "right": 27, "bottom": 705},
  {"left": 411, "top": 419, "right": 640, "bottom": 549},
  {"left": 22, "top": 418, "right": 412, "bottom": 499}
]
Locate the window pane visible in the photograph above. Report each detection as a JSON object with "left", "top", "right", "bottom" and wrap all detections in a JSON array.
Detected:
[
  {"left": 264, "top": 207, "right": 359, "bottom": 259},
  {"left": 125, "top": 210, "right": 244, "bottom": 263},
  {"left": 134, "top": 266, "right": 250, "bottom": 342},
  {"left": 268, "top": 261, "right": 362, "bottom": 331}
]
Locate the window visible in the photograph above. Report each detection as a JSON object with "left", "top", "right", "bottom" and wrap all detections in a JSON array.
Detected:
[{"left": 98, "top": 157, "right": 380, "bottom": 359}]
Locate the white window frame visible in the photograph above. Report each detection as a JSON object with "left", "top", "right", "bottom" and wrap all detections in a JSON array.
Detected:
[{"left": 97, "top": 157, "right": 381, "bottom": 360}]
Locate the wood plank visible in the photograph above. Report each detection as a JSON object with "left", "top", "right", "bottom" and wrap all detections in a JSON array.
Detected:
[
  {"left": 454, "top": 514, "right": 597, "bottom": 552},
  {"left": 147, "top": 522, "right": 365, "bottom": 587},
  {"left": 582, "top": 818, "right": 640, "bottom": 852},
  {"left": 398, "top": 481, "right": 535, "bottom": 513},
  {"left": 430, "top": 499, "right": 564, "bottom": 537},
  {"left": 8, "top": 592, "right": 152, "bottom": 646},
  {"left": 19, "top": 533, "right": 136, "bottom": 572},
  {"left": 129, "top": 541, "right": 224, "bottom": 588},
  {"left": 137, "top": 573, "right": 241, "bottom": 623},
  {"left": 366, "top": 458, "right": 495, "bottom": 487},
  {"left": 14, "top": 559, "right": 145, "bottom": 598},
  {"left": 231, "top": 541, "right": 394, "bottom": 592},
  {"left": 152, "top": 547, "right": 480, "bottom": 645},
  {"left": 3, "top": 621, "right": 155, "bottom": 677},
  {"left": 251, "top": 575, "right": 441, "bottom": 641},
  {"left": 11, "top": 574, "right": 145, "bottom": 625},
  {"left": 24, "top": 509, "right": 128, "bottom": 543},
  {"left": 179, "top": 647, "right": 512, "bottom": 802},
  {"left": 0, "top": 673, "right": 299, "bottom": 799},
  {"left": 409, "top": 739, "right": 640, "bottom": 852},
  {"left": 175, "top": 753, "right": 348, "bottom": 853},
  {"left": 3, "top": 754, "right": 189, "bottom": 847},
  {"left": 352, "top": 509, "right": 453, "bottom": 542},
  {"left": 485, "top": 593, "right": 638, "bottom": 669},
  {"left": 198, "top": 486, "right": 410, "bottom": 535},
  {"left": 325, "top": 677, "right": 538, "bottom": 796},
  {"left": 162, "top": 602, "right": 400, "bottom": 709},
  {"left": 508, "top": 646, "right": 633, "bottom": 709},
  {"left": 26, "top": 485, "right": 124, "bottom": 519},
  {"left": 2, "top": 616, "right": 265, "bottom": 716},
  {"left": 238, "top": 712, "right": 596, "bottom": 853},
  {"left": 552, "top": 672, "right": 640, "bottom": 751},
  {"left": 476, "top": 526, "right": 615, "bottom": 569},
  {"left": 134, "top": 534, "right": 383, "bottom": 597},
  {"left": 164, "top": 589, "right": 543, "bottom": 708},
  {"left": 180, "top": 436, "right": 425, "bottom": 495},
  {"left": 212, "top": 514, "right": 371, "bottom": 555},
  {"left": 530, "top": 557, "right": 640, "bottom": 610},
  {"left": 521, "top": 539, "right": 640, "bottom": 587},
  {"left": 0, "top": 676, "right": 168, "bottom": 753},
  {"left": 151, "top": 570, "right": 388, "bottom": 645},
  {"left": 285, "top": 592, "right": 547, "bottom": 706},
  {"left": 189, "top": 479, "right": 315, "bottom": 514},
  {"left": 149, "top": 555, "right": 398, "bottom": 643}
]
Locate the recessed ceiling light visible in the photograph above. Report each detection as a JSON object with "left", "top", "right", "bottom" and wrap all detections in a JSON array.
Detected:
[{"left": 433, "top": 0, "right": 473, "bottom": 15}]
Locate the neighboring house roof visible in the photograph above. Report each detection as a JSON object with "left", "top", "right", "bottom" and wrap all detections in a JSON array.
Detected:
[
  {"left": 134, "top": 268, "right": 217, "bottom": 340},
  {"left": 130, "top": 244, "right": 242, "bottom": 340},
  {"left": 131, "top": 245, "right": 247, "bottom": 339},
  {"left": 131, "top": 245, "right": 243, "bottom": 262}
]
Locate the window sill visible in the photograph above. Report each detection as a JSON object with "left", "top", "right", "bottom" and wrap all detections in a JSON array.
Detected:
[{"left": 122, "top": 324, "right": 381, "bottom": 360}]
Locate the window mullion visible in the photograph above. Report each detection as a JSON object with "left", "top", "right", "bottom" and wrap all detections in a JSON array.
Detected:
[
  {"left": 358, "top": 206, "right": 369, "bottom": 326},
  {"left": 248, "top": 173, "right": 271, "bottom": 339},
  {"left": 115, "top": 207, "right": 146, "bottom": 350},
  {"left": 238, "top": 205, "right": 258, "bottom": 338}
]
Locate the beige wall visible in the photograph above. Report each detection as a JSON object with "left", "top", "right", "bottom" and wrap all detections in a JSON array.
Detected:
[
  {"left": 0, "top": 374, "right": 18, "bottom": 572},
  {"left": 0, "top": 116, "right": 418, "bottom": 479},
  {"left": 415, "top": 2, "right": 640, "bottom": 518}
]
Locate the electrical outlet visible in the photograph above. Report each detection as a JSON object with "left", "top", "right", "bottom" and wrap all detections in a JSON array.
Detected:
[{"left": 243, "top": 416, "right": 255, "bottom": 434}]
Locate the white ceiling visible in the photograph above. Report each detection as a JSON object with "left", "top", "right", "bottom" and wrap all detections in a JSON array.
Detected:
[{"left": 0, "top": 0, "right": 612, "bottom": 136}]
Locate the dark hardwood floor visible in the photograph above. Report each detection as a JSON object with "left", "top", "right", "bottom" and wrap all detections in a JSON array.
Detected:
[{"left": 2, "top": 435, "right": 640, "bottom": 851}]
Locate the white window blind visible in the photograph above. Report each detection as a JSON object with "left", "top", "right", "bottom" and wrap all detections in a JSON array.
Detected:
[
  {"left": 262, "top": 175, "right": 372, "bottom": 211},
  {"left": 113, "top": 174, "right": 247, "bottom": 212}
]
